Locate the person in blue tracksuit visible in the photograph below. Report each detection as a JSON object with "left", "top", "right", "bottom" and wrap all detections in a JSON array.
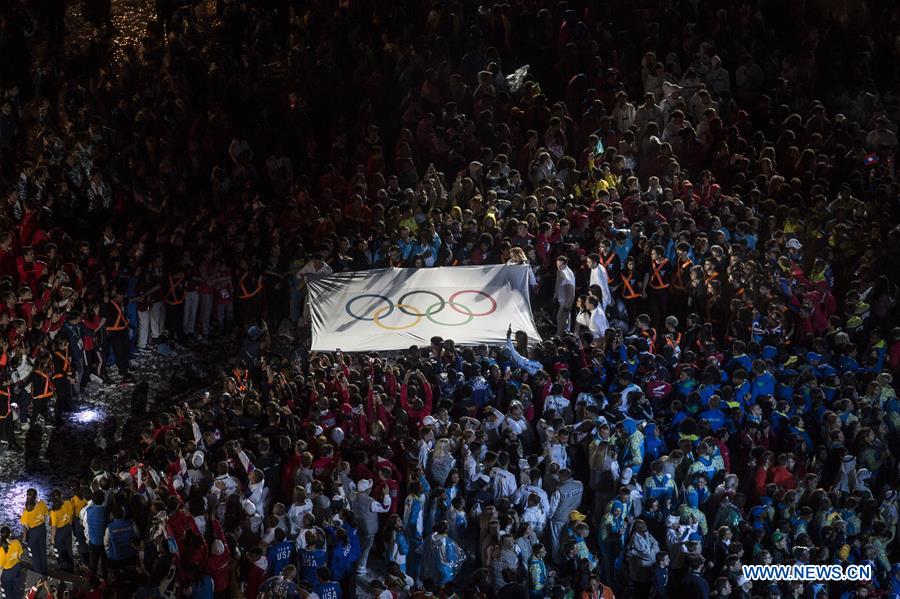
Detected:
[
  {"left": 298, "top": 531, "right": 327, "bottom": 586},
  {"left": 403, "top": 478, "right": 428, "bottom": 581},
  {"left": 313, "top": 567, "right": 342, "bottom": 599},
  {"left": 266, "top": 528, "right": 294, "bottom": 576},
  {"left": 326, "top": 524, "right": 359, "bottom": 582},
  {"left": 104, "top": 506, "right": 138, "bottom": 570},
  {"left": 750, "top": 360, "right": 775, "bottom": 403}
]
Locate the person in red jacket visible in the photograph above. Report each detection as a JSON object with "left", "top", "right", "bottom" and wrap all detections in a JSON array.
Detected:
[
  {"left": 16, "top": 247, "right": 46, "bottom": 289},
  {"left": 280, "top": 441, "right": 306, "bottom": 502},
  {"left": 399, "top": 369, "right": 433, "bottom": 427},
  {"left": 770, "top": 453, "right": 798, "bottom": 491},
  {"left": 753, "top": 450, "right": 774, "bottom": 500},
  {"left": 206, "top": 537, "right": 232, "bottom": 598},
  {"left": 241, "top": 546, "right": 268, "bottom": 599}
]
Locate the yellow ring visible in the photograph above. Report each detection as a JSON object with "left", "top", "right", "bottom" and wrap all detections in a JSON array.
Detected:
[{"left": 373, "top": 303, "right": 423, "bottom": 330}]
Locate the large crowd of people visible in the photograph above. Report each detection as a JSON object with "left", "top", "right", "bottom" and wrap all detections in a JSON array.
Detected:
[{"left": 0, "top": 0, "right": 899, "bottom": 598}]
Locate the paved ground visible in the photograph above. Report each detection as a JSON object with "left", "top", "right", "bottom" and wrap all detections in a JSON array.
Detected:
[{"left": 0, "top": 345, "right": 219, "bottom": 532}]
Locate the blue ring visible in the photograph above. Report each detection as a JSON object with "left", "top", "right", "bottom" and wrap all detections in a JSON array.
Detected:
[
  {"left": 346, "top": 294, "right": 395, "bottom": 321},
  {"left": 397, "top": 290, "right": 446, "bottom": 317}
]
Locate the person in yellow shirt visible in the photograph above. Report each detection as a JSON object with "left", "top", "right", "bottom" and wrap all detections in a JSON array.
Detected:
[
  {"left": 50, "top": 489, "right": 75, "bottom": 572},
  {"left": 20, "top": 488, "right": 49, "bottom": 575},
  {"left": 0, "top": 525, "right": 25, "bottom": 599}
]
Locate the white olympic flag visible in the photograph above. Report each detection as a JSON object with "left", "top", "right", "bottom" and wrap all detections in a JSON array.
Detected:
[{"left": 307, "top": 265, "right": 542, "bottom": 352}]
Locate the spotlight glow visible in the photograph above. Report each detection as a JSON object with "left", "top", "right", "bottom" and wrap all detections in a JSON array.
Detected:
[{"left": 73, "top": 409, "right": 102, "bottom": 423}]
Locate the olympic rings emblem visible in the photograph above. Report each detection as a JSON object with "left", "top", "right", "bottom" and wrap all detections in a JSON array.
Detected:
[{"left": 345, "top": 290, "right": 497, "bottom": 330}]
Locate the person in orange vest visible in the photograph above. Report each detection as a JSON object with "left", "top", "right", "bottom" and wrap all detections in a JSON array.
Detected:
[
  {"left": 617, "top": 255, "right": 643, "bottom": 319},
  {"left": 235, "top": 258, "right": 263, "bottom": 329},
  {"left": 164, "top": 263, "right": 187, "bottom": 344},
  {"left": 51, "top": 335, "right": 74, "bottom": 425},
  {"left": 0, "top": 370, "right": 20, "bottom": 450},
  {"left": 643, "top": 245, "right": 672, "bottom": 331},
  {"left": 27, "top": 352, "right": 54, "bottom": 427},
  {"left": 104, "top": 286, "right": 131, "bottom": 380},
  {"left": 670, "top": 242, "right": 693, "bottom": 320},
  {"left": 598, "top": 238, "right": 621, "bottom": 284}
]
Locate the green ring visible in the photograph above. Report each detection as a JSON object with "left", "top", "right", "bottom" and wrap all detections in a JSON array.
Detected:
[{"left": 425, "top": 300, "right": 475, "bottom": 326}]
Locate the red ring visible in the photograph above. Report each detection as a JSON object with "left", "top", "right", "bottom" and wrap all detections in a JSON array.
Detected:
[{"left": 449, "top": 290, "right": 497, "bottom": 317}]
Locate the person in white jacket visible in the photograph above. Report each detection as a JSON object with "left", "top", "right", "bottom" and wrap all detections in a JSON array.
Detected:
[
  {"left": 586, "top": 295, "right": 609, "bottom": 341},
  {"left": 521, "top": 493, "right": 548, "bottom": 536},
  {"left": 554, "top": 256, "right": 576, "bottom": 336},
  {"left": 627, "top": 519, "right": 661, "bottom": 586},
  {"left": 587, "top": 254, "right": 612, "bottom": 309}
]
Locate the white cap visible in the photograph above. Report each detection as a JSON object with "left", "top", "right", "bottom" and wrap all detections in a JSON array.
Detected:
[
  {"left": 242, "top": 500, "right": 256, "bottom": 515},
  {"left": 313, "top": 425, "right": 324, "bottom": 437},
  {"left": 357, "top": 479, "right": 373, "bottom": 493},
  {"left": 621, "top": 467, "right": 634, "bottom": 485},
  {"left": 191, "top": 451, "right": 204, "bottom": 468},
  {"left": 331, "top": 427, "right": 345, "bottom": 445},
  {"left": 857, "top": 468, "right": 872, "bottom": 481},
  {"left": 211, "top": 540, "right": 225, "bottom": 556},
  {"left": 422, "top": 415, "right": 438, "bottom": 427},
  {"left": 786, "top": 238, "right": 802, "bottom": 250}
]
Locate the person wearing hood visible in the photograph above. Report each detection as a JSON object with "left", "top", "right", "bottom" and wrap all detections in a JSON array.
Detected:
[
  {"left": 677, "top": 488, "right": 708, "bottom": 536},
  {"left": 599, "top": 500, "right": 626, "bottom": 584},
  {"left": 619, "top": 418, "right": 645, "bottom": 473}
]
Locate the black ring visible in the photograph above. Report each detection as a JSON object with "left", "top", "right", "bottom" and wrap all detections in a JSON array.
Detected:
[
  {"left": 397, "top": 290, "right": 446, "bottom": 316},
  {"left": 345, "top": 294, "right": 394, "bottom": 321}
]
